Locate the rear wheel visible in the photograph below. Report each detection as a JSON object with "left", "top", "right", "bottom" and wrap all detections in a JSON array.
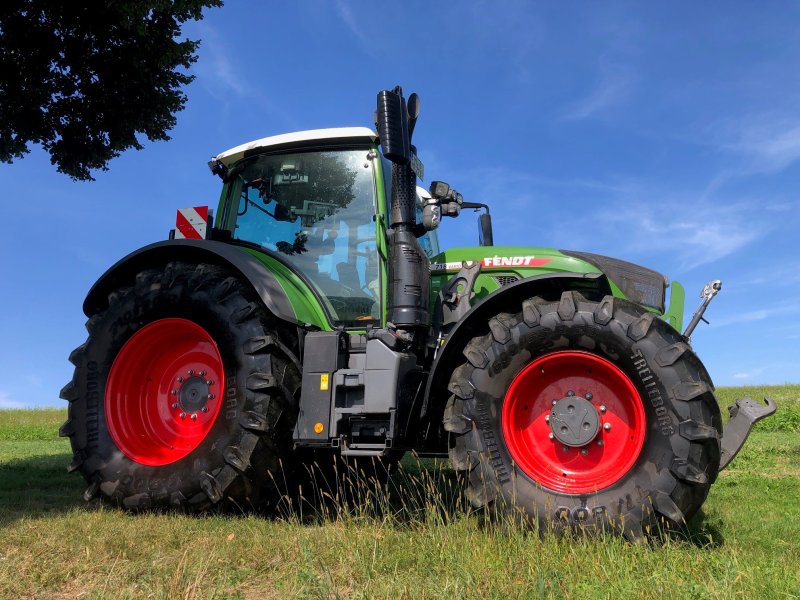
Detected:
[
  {"left": 444, "top": 292, "right": 722, "bottom": 538},
  {"left": 59, "top": 261, "right": 301, "bottom": 512}
]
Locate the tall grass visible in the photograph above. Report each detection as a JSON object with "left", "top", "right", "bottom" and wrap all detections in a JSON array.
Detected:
[{"left": 0, "top": 385, "right": 798, "bottom": 598}]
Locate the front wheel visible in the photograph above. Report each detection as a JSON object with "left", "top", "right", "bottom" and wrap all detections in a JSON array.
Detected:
[{"left": 444, "top": 292, "right": 722, "bottom": 538}]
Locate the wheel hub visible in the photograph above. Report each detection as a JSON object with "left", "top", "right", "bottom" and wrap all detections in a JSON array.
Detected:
[
  {"left": 549, "top": 394, "right": 600, "bottom": 447},
  {"left": 501, "top": 351, "right": 646, "bottom": 494},
  {"left": 178, "top": 375, "right": 211, "bottom": 413},
  {"left": 105, "top": 318, "right": 225, "bottom": 466}
]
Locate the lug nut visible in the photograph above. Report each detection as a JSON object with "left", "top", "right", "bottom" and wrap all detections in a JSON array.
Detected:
[
  {"left": 600, "top": 405, "right": 607, "bottom": 413},
  {"left": 604, "top": 423, "right": 611, "bottom": 431},
  {"left": 177, "top": 376, "right": 184, "bottom": 383},
  {"left": 585, "top": 392, "right": 593, "bottom": 400},
  {"left": 171, "top": 402, "right": 179, "bottom": 409},
  {"left": 597, "top": 439, "right": 604, "bottom": 446},
  {"left": 552, "top": 400, "right": 557, "bottom": 406},
  {"left": 171, "top": 389, "right": 177, "bottom": 396},
  {"left": 179, "top": 412, "right": 186, "bottom": 419},
  {"left": 199, "top": 371, "right": 206, "bottom": 376},
  {"left": 562, "top": 446, "right": 569, "bottom": 452},
  {"left": 548, "top": 433, "right": 555, "bottom": 440},
  {"left": 567, "top": 390, "right": 575, "bottom": 396},
  {"left": 201, "top": 406, "right": 209, "bottom": 413},
  {"left": 206, "top": 380, "right": 213, "bottom": 386},
  {"left": 191, "top": 413, "right": 198, "bottom": 421},
  {"left": 207, "top": 393, "right": 215, "bottom": 400},
  {"left": 545, "top": 415, "right": 550, "bottom": 423},
  {"left": 188, "top": 369, "right": 194, "bottom": 376},
  {"left": 580, "top": 448, "right": 588, "bottom": 456}
]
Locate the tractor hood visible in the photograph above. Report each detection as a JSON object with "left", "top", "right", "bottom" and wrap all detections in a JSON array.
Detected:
[{"left": 430, "top": 246, "right": 668, "bottom": 313}]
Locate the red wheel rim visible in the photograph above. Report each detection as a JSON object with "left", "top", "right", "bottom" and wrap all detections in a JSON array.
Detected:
[
  {"left": 105, "top": 318, "right": 225, "bottom": 466},
  {"left": 501, "top": 351, "right": 645, "bottom": 494}
]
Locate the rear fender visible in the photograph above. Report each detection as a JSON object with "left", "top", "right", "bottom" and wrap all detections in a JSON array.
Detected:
[
  {"left": 83, "top": 240, "right": 299, "bottom": 324},
  {"left": 421, "top": 272, "right": 611, "bottom": 419}
]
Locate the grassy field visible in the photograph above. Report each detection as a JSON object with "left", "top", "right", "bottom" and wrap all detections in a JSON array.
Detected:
[{"left": 1, "top": 385, "right": 798, "bottom": 599}]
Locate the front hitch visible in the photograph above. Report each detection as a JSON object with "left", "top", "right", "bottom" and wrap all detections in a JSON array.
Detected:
[{"left": 719, "top": 396, "right": 777, "bottom": 470}]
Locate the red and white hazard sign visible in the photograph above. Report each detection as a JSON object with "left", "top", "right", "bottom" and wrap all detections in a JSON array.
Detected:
[{"left": 175, "top": 206, "right": 209, "bottom": 239}]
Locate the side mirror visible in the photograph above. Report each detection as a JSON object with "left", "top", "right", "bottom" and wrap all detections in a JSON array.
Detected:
[{"left": 479, "top": 213, "right": 494, "bottom": 246}]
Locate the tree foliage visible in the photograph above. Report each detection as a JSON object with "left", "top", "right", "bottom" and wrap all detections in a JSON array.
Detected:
[{"left": 0, "top": 0, "right": 221, "bottom": 180}]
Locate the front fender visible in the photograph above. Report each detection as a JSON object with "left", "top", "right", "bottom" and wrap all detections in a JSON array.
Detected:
[
  {"left": 83, "top": 240, "right": 302, "bottom": 325},
  {"left": 421, "top": 272, "right": 611, "bottom": 419}
]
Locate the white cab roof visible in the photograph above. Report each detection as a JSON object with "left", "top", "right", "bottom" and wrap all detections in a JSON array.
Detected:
[{"left": 214, "top": 127, "right": 378, "bottom": 167}]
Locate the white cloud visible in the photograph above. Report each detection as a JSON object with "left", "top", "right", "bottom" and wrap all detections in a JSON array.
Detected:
[
  {"left": 334, "top": 0, "right": 375, "bottom": 58},
  {"left": 551, "top": 194, "right": 766, "bottom": 270},
  {"left": 561, "top": 63, "right": 633, "bottom": 121},
  {"left": 447, "top": 165, "right": 767, "bottom": 270},
  {"left": 729, "top": 363, "right": 798, "bottom": 384},
  {"left": 185, "top": 23, "right": 299, "bottom": 134},
  {"left": 192, "top": 23, "right": 249, "bottom": 100},
  {"left": 623, "top": 208, "right": 764, "bottom": 269},
  {"left": 704, "top": 114, "right": 800, "bottom": 176},
  {"left": 731, "top": 261, "right": 800, "bottom": 290},
  {"left": 0, "top": 391, "right": 25, "bottom": 410},
  {"left": 456, "top": 165, "right": 634, "bottom": 199},
  {"left": 712, "top": 303, "right": 797, "bottom": 327},
  {"left": 462, "top": 1, "right": 545, "bottom": 83},
  {"left": 733, "top": 122, "right": 800, "bottom": 172}
]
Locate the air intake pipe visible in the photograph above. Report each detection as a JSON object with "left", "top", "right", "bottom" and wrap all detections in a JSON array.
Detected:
[{"left": 375, "top": 87, "right": 430, "bottom": 330}]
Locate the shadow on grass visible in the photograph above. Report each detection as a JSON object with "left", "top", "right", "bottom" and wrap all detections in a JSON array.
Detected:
[
  {"left": 678, "top": 509, "right": 726, "bottom": 548},
  {"left": 0, "top": 453, "right": 86, "bottom": 525},
  {"left": 274, "top": 454, "right": 729, "bottom": 548},
  {"left": 0, "top": 450, "right": 727, "bottom": 548}
]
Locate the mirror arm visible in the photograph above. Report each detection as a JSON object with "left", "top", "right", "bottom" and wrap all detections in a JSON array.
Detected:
[{"left": 461, "top": 201, "right": 490, "bottom": 214}]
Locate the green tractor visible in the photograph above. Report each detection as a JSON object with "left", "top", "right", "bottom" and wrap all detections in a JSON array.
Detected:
[{"left": 60, "top": 86, "right": 775, "bottom": 537}]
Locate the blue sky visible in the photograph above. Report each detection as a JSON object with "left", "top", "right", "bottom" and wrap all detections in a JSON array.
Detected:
[{"left": 1, "top": 1, "right": 798, "bottom": 408}]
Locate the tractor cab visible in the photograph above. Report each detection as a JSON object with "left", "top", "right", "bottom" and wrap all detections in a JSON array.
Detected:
[{"left": 209, "top": 127, "right": 441, "bottom": 330}]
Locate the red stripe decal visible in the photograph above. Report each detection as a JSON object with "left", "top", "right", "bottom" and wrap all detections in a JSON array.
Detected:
[
  {"left": 193, "top": 206, "right": 209, "bottom": 221},
  {"left": 176, "top": 209, "right": 202, "bottom": 239}
]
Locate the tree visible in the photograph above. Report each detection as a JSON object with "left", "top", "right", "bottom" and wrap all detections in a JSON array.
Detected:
[{"left": 0, "top": 0, "right": 222, "bottom": 181}]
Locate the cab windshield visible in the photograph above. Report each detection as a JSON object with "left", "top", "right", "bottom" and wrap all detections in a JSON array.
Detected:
[{"left": 227, "top": 148, "right": 380, "bottom": 327}]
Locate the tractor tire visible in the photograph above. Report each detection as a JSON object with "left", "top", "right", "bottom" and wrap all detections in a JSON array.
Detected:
[
  {"left": 59, "top": 261, "right": 301, "bottom": 513},
  {"left": 443, "top": 291, "right": 722, "bottom": 538}
]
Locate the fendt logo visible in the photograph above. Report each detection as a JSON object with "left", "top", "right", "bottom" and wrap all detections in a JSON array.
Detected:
[
  {"left": 430, "top": 256, "right": 552, "bottom": 272},
  {"left": 482, "top": 256, "right": 552, "bottom": 268}
]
